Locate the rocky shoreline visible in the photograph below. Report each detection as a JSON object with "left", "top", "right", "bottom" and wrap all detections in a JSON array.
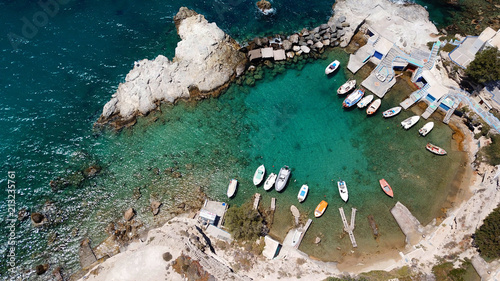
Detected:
[{"left": 95, "top": 7, "right": 247, "bottom": 130}]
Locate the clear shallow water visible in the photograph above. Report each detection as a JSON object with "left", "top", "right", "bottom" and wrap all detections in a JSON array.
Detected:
[{"left": 0, "top": 0, "right": 464, "bottom": 278}]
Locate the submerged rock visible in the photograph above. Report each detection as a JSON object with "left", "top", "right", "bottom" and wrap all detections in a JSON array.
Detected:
[
  {"left": 35, "top": 264, "right": 49, "bottom": 275},
  {"left": 256, "top": 0, "right": 272, "bottom": 13},
  {"left": 96, "top": 7, "right": 247, "bottom": 130},
  {"left": 151, "top": 200, "right": 162, "bottom": 216},
  {"left": 124, "top": 208, "right": 135, "bottom": 221}
]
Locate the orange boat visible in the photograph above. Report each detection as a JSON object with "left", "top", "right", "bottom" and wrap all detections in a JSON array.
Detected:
[
  {"left": 379, "top": 179, "right": 393, "bottom": 198},
  {"left": 314, "top": 200, "right": 328, "bottom": 217}
]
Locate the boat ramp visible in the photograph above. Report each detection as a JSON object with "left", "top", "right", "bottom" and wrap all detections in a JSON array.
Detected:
[{"left": 339, "top": 207, "right": 357, "bottom": 248}]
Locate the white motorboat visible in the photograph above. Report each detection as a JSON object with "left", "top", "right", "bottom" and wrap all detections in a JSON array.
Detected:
[
  {"left": 401, "top": 115, "right": 420, "bottom": 129},
  {"left": 263, "top": 173, "right": 277, "bottom": 191},
  {"left": 337, "top": 179, "right": 348, "bottom": 202},
  {"left": 275, "top": 166, "right": 291, "bottom": 192},
  {"left": 297, "top": 184, "right": 309, "bottom": 203},
  {"left": 253, "top": 165, "right": 266, "bottom": 186},
  {"left": 366, "top": 99, "right": 381, "bottom": 115},
  {"left": 227, "top": 179, "right": 238, "bottom": 198},
  {"left": 291, "top": 229, "right": 303, "bottom": 246},
  {"left": 382, "top": 106, "right": 402, "bottom": 118},
  {"left": 357, "top": 94, "right": 374, "bottom": 108},
  {"left": 419, "top": 122, "right": 434, "bottom": 136},
  {"left": 325, "top": 60, "right": 340, "bottom": 75},
  {"left": 337, "top": 79, "right": 356, "bottom": 95}
]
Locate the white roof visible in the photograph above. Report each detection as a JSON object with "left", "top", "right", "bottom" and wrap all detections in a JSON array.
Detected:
[
  {"left": 262, "top": 236, "right": 280, "bottom": 259},
  {"left": 469, "top": 27, "right": 498, "bottom": 55},
  {"left": 199, "top": 209, "right": 216, "bottom": 221},
  {"left": 374, "top": 36, "right": 393, "bottom": 56},
  {"left": 488, "top": 31, "right": 500, "bottom": 49},
  {"left": 422, "top": 70, "right": 449, "bottom": 100}
]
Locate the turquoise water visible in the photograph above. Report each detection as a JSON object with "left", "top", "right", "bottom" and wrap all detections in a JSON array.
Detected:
[{"left": 0, "top": 0, "right": 465, "bottom": 278}]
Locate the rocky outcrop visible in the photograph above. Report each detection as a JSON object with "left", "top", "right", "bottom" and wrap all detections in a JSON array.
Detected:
[
  {"left": 124, "top": 208, "right": 135, "bottom": 221},
  {"left": 330, "top": 0, "right": 438, "bottom": 50},
  {"left": 96, "top": 7, "right": 247, "bottom": 130},
  {"left": 256, "top": 0, "right": 273, "bottom": 14}
]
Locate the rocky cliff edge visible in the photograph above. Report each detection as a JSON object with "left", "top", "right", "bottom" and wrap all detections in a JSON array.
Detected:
[{"left": 96, "top": 7, "right": 247, "bottom": 129}]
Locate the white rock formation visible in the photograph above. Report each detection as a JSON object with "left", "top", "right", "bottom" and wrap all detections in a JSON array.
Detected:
[
  {"left": 98, "top": 7, "right": 247, "bottom": 128},
  {"left": 330, "top": 0, "right": 438, "bottom": 51}
]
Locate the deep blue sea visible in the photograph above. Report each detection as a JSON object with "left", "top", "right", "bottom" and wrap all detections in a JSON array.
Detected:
[{"left": 0, "top": 0, "right": 462, "bottom": 279}]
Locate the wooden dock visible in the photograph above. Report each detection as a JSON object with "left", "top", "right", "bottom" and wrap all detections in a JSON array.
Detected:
[
  {"left": 294, "top": 219, "right": 312, "bottom": 249},
  {"left": 253, "top": 193, "right": 261, "bottom": 210},
  {"left": 339, "top": 207, "right": 357, "bottom": 248}
]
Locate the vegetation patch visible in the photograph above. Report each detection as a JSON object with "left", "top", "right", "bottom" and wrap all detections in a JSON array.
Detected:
[
  {"left": 465, "top": 47, "right": 500, "bottom": 84},
  {"left": 224, "top": 202, "right": 265, "bottom": 241},
  {"left": 473, "top": 205, "right": 500, "bottom": 260},
  {"left": 172, "top": 253, "right": 213, "bottom": 281},
  {"left": 431, "top": 259, "right": 480, "bottom": 281}
]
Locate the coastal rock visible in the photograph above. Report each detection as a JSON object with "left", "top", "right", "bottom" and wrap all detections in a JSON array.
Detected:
[
  {"left": 300, "top": 45, "right": 311, "bottom": 54},
  {"left": 320, "top": 23, "right": 329, "bottom": 30},
  {"left": 313, "top": 42, "right": 324, "bottom": 49},
  {"left": 330, "top": 0, "right": 438, "bottom": 51},
  {"left": 323, "top": 39, "right": 331, "bottom": 46},
  {"left": 286, "top": 51, "right": 295, "bottom": 59},
  {"left": 35, "top": 264, "right": 49, "bottom": 275},
  {"left": 292, "top": 45, "right": 301, "bottom": 52},
  {"left": 96, "top": 7, "right": 247, "bottom": 130},
  {"left": 253, "top": 37, "right": 262, "bottom": 47},
  {"left": 18, "top": 208, "right": 29, "bottom": 221},
  {"left": 306, "top": 39, "right": 314, "bottom": 46},
  {"left": 315, "top": 237, "right": 321, "bottom": 244},
  {"left": 124, "top": 208, "right": 135, "bottom": 221},
  {"left": 301, "top": 28, "right": 309, "bottom": 36},
  {"left": 256, "top": 0, "right": 272, "bottom": 13},
  {"left": 151, "top": 200, "right": 162, "bottom": 216},
  {"left": 289, "top": 34, "right": 299, "bottom": 44},
  {"left": 282, "top": 39, "right": 292, "bottom": 51},
  {"left": 31, "top": 212, "right": 47, "bottom": 227}
]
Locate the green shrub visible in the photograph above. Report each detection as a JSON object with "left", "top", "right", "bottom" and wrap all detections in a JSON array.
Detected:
[
  {"left": 465, "top": 47, "right": 500, "bottom": 84},
  {"left": 224, "top": 203, "right": 263, "bottom": 241},
  {"left": 474, "top": 205, "right": 500, "bottom": 259}
]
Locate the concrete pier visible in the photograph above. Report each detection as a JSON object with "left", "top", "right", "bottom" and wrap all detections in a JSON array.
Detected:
[
  {"left": 390, "top": 201, "right": 423, "bottom": 245},
  {"left": 294, "top": 218, "right": 312, "bottom": 249},
  {"left": 339, "top": 207, "right": 357, "bottom": 248},
  {"left": 253, "top": 193, "right": 261, "bottom": 210},
  {"left": 271, "top": 198, "right": 276, "bottom": 211}
]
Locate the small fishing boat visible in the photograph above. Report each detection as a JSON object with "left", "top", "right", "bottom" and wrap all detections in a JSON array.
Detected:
[
  {"left": 227, "top": 179, "right": 238, "bottom": 198},
  {"left": 337, "top": 179, "right": 348, "bottom": 202},
  {"left": 426, "top": 143, "right": 447, "bottom": 155},
  {"left": 263, "top": 173, "right": 277, "bottom": 191},
  {"left": 297, "top": 184, "right": 309, "bottom": 203},
  {"left": 343, "top": 89, "right": 365, "bottom": 108},
  {"left": 379, "top": 179, "right": 393, "bottom": 198},
  {"left": 366, "top": 99, "right": 381, "bottom": 115},
  {"left": 357, "top": 94, "right": 374, "bottom": 109},
  {"left": 325, "top": 60, "right": 340, "bottom": 75},
  {"left": 419, "top": 122, "right": 434, "bottom": 136},
  {"left": 275, "top": 166, "right": 291, "bottom": 192},
  {"left": 253, "top": 165, "right": 266, "bottom": 186},
  {"left": 291, "top": 229, "right": 303, "bottom": 246},
  {"left": 337, "top": 79, "right": 356, "bottom": 95},
  {"left": 401, "top": 115, "right": 420, "bottom": 130},
  {"left": 382, "top": 106, "right": 402, "bottom": 118},
  {"left": 314, "top": 200, "right": 328, "bottom": 217}
]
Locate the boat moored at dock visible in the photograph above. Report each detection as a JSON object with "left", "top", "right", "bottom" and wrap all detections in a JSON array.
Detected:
[
  {"left": 426, "top": 143, "right": 447, "bottom": 155},
  {"left": 314, "top": 200, "right": 328, "bottom": 217},
  {"left": 253, "top": 165, "right": 266, "bottom": 186},
  {"left": 325, "top": 60, "right": 340, "bottom": 75},
  {"left": 382, "top": 106, "right": 402, "bottom": 118},
  {"left": 401, "top": 115, "right": 420, "bottom": 130},
  {"left": 366, "top": 99, "right": 381, "bottom": 115},
  {"left": 379, "top": 179, "right": 393, "bottom": 198},
  {"left": 227, "top": 179, "right": 238, "bottom": 198},
  {"left": 337, "top": 79, "right": 356, "bottom": 95},
  {"left": 419, "top": 122, "right": 434, "bottom": 136},
  {"left": 343, "top": 88, "right": 365, "bottom": 108},
  {"left": 263, "top": 173, "right": 277, "bottom": 191},
  {"left": 337, "top": 179, "right": 348, "bottom": 202},
  {"left": 275, "top": 166, "right": 291, "bottom": 192},
  {"left": 297, "top": 184, "right": 309, "bottom": 203},
  {"left": 357, "top": 94, "right": 374, "bottom": 108}
]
